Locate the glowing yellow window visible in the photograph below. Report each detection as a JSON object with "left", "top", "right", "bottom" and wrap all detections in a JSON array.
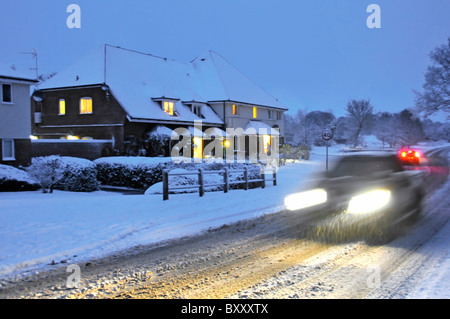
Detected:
[
  {"left": 163, "top": 101, "right": 174, "bottom": 115},
  {"left": 80, "top": 97, "right": 93, "bottom": 114},
  {"left": 193, "top": 137, "right": 203, "bottom": 159},
  {"left": 59, "top": 99, "right": 66, "bottom": 115},
  {"left": 232, "top": 104, "right": 237, "bottom": 115},
  {"left": 263, "top": 135, "right": 271, "bottom": 153},
  {"left": 253, "top": 107, "right": 257, "bottom": 119}
]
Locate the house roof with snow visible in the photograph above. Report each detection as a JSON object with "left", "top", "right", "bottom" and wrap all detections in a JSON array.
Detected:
[{"left": 37, "top": 45, "right": 287, "bottom": 125}]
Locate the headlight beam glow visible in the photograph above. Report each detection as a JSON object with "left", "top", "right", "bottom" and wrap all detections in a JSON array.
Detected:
[
  {"left": 284, "top": 189, "right": 327, "bottom": 211},
  {"left": 347, "top": 189, "right": 391, "bottom": 215}
]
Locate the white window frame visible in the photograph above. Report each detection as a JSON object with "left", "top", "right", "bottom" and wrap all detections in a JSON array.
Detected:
[
  {"left": 2, "top": 139, "right": 15, "bottom": 161},
  {"left": 1, "top": 83, "right": 13, "bottom": 104}
]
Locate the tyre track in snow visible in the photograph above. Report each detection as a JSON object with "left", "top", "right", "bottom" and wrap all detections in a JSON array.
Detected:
[{"left": 1, "top": 147, "right": 448, "bottom": 299}]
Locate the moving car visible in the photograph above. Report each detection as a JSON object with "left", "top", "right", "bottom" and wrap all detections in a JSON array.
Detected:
[
  {"left": 284, "top": 153, "right": 425, "bottom": 243},
  {"left": 397, "top": 146, "right": 422, "bottom": 166}
]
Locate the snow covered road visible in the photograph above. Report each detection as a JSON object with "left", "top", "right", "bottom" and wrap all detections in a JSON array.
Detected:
[{"left": 0, "top": 144, "right": 448, "bottom": 299}]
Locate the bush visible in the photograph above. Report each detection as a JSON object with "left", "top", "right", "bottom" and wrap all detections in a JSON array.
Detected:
[
  {"left": 56, "top": 157, "right": 100, "bottom": 192},
  {"left": 27, "top": 156, "right": 100, "bottom": 192},
  {"left": 0, "top": 164, "right": 40, "bottom": 192}
]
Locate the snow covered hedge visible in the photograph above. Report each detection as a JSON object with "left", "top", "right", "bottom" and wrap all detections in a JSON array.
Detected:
[
  {"left": 94, "top": 157, "right": 262, "bottom": 191},
  {"left": 27, "top": 156, "right": 100, "bottom": 192},
  {"left": 0, "top": 164, "right": 40, "bottom": 192}
]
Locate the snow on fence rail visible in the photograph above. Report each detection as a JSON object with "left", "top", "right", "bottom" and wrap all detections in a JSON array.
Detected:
[{"left": 162, "top": 167, "right": 277, "bottom": 200}]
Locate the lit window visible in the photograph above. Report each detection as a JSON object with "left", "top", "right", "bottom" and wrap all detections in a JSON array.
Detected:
[
  {"left": 59, "top": 99, "right": 66, "bottom": 115},
  {"left": 2, "top": 139, "right": 15, "bottom": 160},
  {"left": 232, "top": 104, "right": 237, "bottom": 115},
  {"left": 263, "top": 135, "right": 271, "bottom": 153},
  {"left": 193, "top": 137, "right": 203, "bottom": 159},
  {"left": 164, "top": 101, "right": 174, "bottom": 116},
  {"left": 1, "top": 83, "right": 12, "bottom": 103},
  {"left": 253, "top": 107, "right": 257, "bottom": 119},
  {"left": 80, "top": 97, "right": 93, "bottom": 114}
]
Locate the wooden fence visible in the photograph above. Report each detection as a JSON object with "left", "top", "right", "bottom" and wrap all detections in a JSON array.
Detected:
[{"left": 162, "top": 167, "right": 277, "bottom": 200}]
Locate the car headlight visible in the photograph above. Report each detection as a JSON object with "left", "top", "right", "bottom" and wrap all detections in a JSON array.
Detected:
[
  {"left": 284, "top": 189, "right": 327, "bottom": 211},
  {"left": 347, "top": 189, "right": 391, "bottom": 215}
]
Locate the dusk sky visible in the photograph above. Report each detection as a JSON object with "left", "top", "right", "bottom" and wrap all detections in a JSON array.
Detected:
[{"left": 1, "top": 0, "right": 449, "bottom": 119}]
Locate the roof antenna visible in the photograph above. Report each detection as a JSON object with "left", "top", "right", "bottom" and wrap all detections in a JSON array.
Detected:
[{"left": 19, "top": 48, "right": 39, "bottom": 79}]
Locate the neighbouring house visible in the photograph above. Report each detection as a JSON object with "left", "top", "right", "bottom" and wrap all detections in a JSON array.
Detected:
[
  {"left": 1, "top": 61, "right": 38, "bottom": 167},
  {"left": 32, "top": 45, "right": 287, "bottom": 160}
]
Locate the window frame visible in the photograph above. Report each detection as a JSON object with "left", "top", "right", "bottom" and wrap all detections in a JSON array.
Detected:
[
  {"left": 1, "top": 83, "right": 13, "bottom": 104},
  {"left": 191, "top": 104, "right": 203, "bottom": 117},
  {"left": 277, "top": 111, "right": 282, "bottom": 120},
  {"left": 79, "top": 97, "right": 93, "bottom": 114},
  {"left": 2, "top": 139, "right": 15, "bottom": 161}
]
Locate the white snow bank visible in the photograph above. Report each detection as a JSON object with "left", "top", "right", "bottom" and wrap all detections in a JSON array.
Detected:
[{"left": 0, "top": 165, "right": 37, "bottom": 184}]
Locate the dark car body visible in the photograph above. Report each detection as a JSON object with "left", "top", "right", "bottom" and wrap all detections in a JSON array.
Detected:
[{"left": 285, "top": 153, "right": 425, "bottom": 243}]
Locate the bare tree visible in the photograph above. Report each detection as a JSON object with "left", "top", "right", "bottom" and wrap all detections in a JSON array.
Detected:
[
  {"left": 346, "top": 99, "right": 374, "bottom": 148},
  {"left": 413, "top": 38, "right": 450, "bottom": 119}
]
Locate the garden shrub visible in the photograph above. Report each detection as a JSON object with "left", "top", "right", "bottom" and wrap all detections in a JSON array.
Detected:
[
  {"left": 27, "top": 156, "right": 100, "bottom": 192},
  {"left": 0, "top": 164, "right": 40, "bottom": 192}
]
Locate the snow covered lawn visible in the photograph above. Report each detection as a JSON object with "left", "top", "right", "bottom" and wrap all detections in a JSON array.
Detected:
[{"left": 0, "top": 154, "right": 325, "bottom": 281}]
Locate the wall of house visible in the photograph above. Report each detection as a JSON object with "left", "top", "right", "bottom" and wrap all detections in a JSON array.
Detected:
[
  {"left": 0, "top": 139, "right": 32, "bottom": 167},
  {"left": 209, "top": 101, "right": 285, "bottom": 137},
  {"left": 33, "top": 86, "right": 127, "bottom": 151},
  {"left": 0, "top": 81, "right": 32, "bottom": 139},
  {"left": 0, "top": 79, "right": 34, "bottom": 167}
]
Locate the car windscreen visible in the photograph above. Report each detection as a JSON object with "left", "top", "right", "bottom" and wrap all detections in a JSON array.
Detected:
[{"left": 328, "top": 155, "right": 403, "bottom": 177}]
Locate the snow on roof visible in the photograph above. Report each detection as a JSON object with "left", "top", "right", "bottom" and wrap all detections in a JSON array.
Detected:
[
  {"left": 149, "top": 125, "right": 174, "bottom": 137},
  {"left": 37, "top": 46, "right": 105, "bottom": 89},
  {"left": 37, "top": 45, "right": 286, "bottom": 125},
  {"left": 39, "top": 45, "right": 223, "bottom": 125},
  {"left": 245, "top": 120, "right": 280, "bottom": 135},
  {"left": 191, "top": 51, "right": 287, "bottom": 110}
]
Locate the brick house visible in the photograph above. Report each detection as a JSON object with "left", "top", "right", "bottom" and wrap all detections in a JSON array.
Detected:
[
  {"left": 32, "top": 45, "right": 287, "bottom": 160},
  {"left": 1, "top": 63, "right": 38, "bottom": 167}
]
